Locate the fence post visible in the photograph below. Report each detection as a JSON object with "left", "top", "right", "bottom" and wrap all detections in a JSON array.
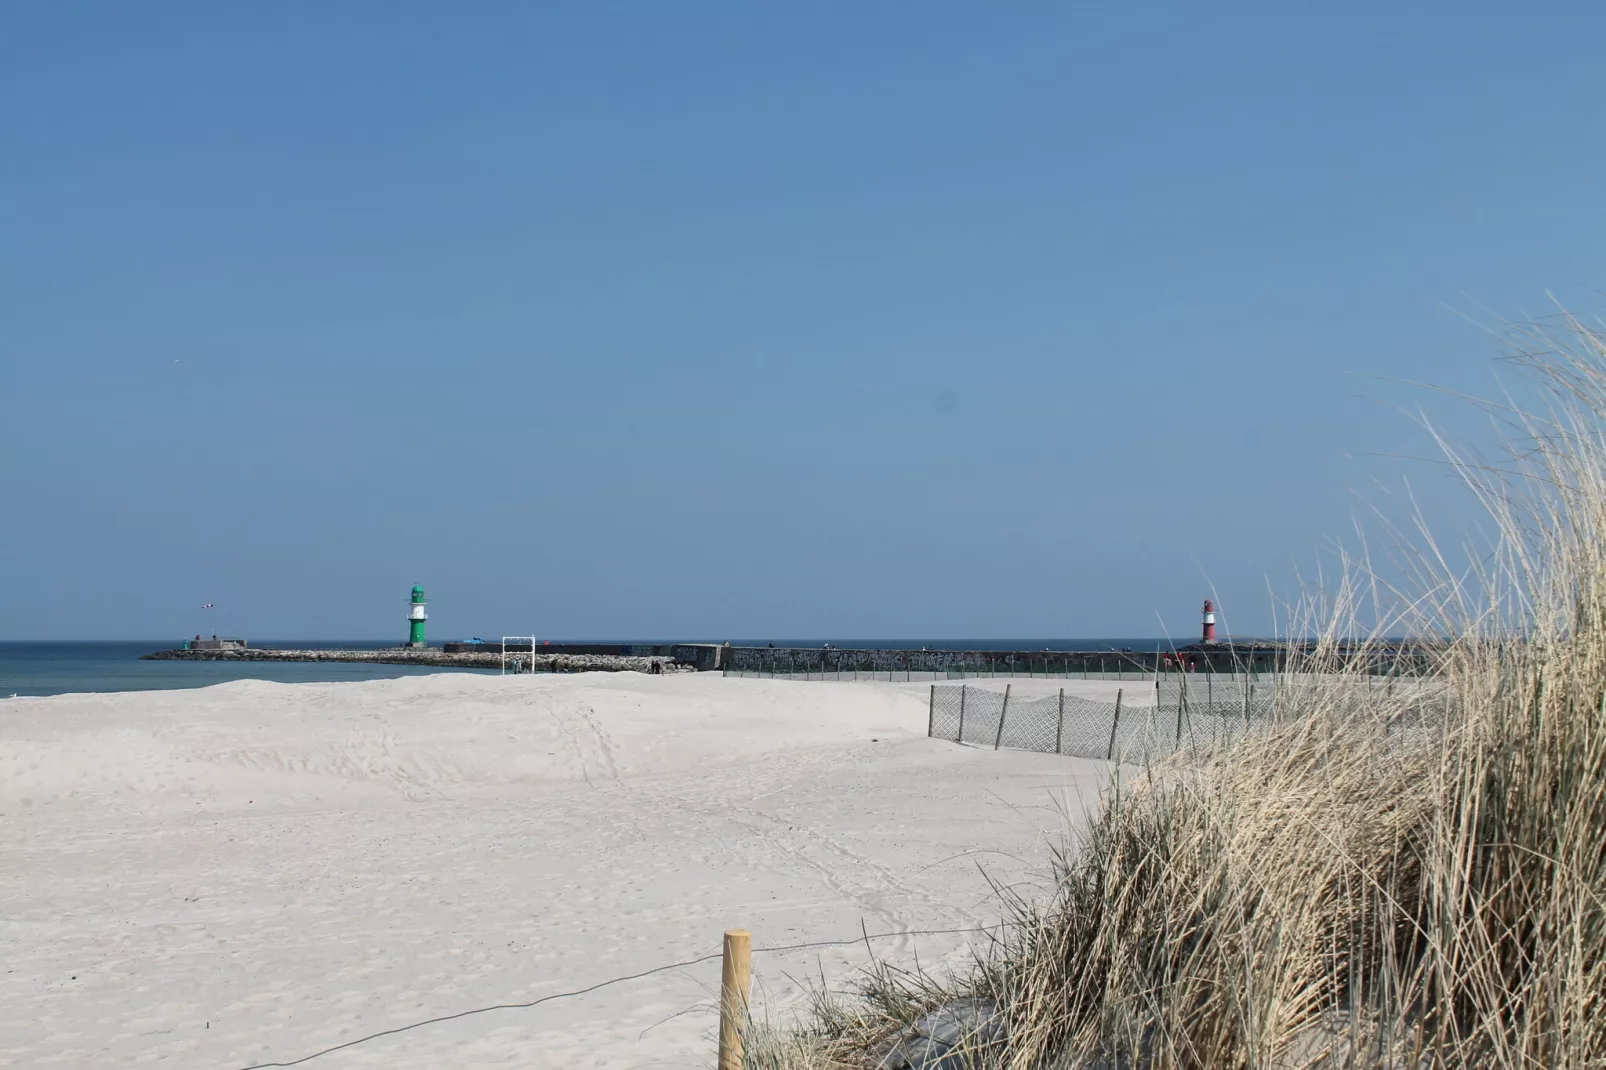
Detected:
[
  {"left": 1055, "top": 688, "right": 1065, "bottom": 754},
  {"left": 994, "top": 684, "right": 1011, "bottom": 750},
  {"left": 1108, "top": 688, "right": 1123, "bottom": 760},
  {"left": 958, "top": 684, "right": 968, "bottom": 744},
  {"left": 1175, "top": 677, "right": 1186, "bottom": 746},
  {"left": 928, "top": 684, "right": 936, "bottom": 738},
  {"left": 718, "top": 929, "right": 752, "bottom": 1070}
]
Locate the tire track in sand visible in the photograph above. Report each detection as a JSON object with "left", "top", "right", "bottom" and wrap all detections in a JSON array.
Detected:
[{"left": 548, "top": 699, "right": 619, "bottom": 788}]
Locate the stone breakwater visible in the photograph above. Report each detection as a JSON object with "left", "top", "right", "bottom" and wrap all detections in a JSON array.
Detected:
[{"left": 141, "top": 648, "right": 685, "bottom": 674}]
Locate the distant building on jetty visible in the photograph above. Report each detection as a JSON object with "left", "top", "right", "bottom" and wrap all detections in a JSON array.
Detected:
[{"left": 184, "top": 636, "right": 247, "bottom": 651}]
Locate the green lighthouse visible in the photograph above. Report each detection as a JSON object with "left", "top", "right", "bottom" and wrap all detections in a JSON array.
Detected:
[{"left": 407, "top": 585, "right": 428, "bottom": 648}]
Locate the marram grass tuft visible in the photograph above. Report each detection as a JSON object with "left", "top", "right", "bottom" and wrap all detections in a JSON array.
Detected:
[{"left": 753, "top": 313, "right": 1606, "bottom": 1069}]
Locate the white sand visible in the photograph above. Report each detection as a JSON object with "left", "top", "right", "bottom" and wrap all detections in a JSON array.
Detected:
[{"left": 0, "top": 673, "right": 1112, "bottom": 1068}]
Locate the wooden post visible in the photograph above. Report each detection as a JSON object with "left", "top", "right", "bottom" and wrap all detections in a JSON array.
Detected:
[
  {"left": 1108, "top": 688, "right": 1123, "bottom": 760},
  {"left": 718, "top": 929, "right": 752, "bottom": 1070},
  {"left": 994, "top": 684, "right": 1011, "bottom": 750},
  {"left": 928, "top": 684, "right": 936, "bottom": 738},
  {"left": 1055, "top": 688, "right": 1066, "bottom": 754},
  {"left": 958, "top": 684, "right": 968, "bottom": 743}
]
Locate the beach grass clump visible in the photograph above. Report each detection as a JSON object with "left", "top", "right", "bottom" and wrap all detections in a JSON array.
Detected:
[{"left": 757, "top": 314, "right": 1606, "bottom": 1069}]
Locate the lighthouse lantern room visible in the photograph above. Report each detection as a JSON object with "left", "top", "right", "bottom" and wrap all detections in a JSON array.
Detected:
[{"left": 407, "top": 585, "right": 428, "bottom": 649}]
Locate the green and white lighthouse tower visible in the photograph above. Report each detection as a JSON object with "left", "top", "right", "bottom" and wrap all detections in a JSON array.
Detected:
[{"left": 406, "top": 585, "right": 428, "bottom": 648}]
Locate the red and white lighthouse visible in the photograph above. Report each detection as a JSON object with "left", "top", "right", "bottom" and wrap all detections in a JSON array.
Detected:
[{"left": 1201, "top": 599, "right": 1218, "bottom": 643}]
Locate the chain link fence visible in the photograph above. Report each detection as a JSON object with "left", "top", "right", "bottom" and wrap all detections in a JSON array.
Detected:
[
  {"left": 927, "top": 681, "right": 1282, "bottom": 763},
  {"left": 929, "top": 676, "right": 1450, "bottom": 761}
]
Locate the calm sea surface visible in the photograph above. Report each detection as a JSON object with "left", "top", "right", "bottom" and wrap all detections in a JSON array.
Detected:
[
  {"left": 0, "top": 641, "right": 498, "bottom": 698},
  {"left": 0, "top": 639, "right": 1174, "bottom": 698}
]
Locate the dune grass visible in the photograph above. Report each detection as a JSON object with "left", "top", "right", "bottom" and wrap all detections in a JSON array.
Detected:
[{"left": 753, "top": 314, "right": 1606, "bottom": 1068}]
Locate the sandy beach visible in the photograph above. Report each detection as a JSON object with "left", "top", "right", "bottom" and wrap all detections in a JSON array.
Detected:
[{"left": 0, "top": 672, "right": 1112, "bottom": 1068}]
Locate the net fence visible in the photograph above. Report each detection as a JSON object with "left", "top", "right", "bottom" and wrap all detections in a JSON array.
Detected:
[
  {"left": 928, "top": 678, "right": 1447, "bottom": 761},
  {"left": 929, "top": 680, "right": 1281, "bottom": 762}
]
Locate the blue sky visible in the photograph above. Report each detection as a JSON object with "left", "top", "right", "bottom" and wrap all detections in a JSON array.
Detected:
[{"left": 4, "top": 2, "right": 1604, "bottom": 641}]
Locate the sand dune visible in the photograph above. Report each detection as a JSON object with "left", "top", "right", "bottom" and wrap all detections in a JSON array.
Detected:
[{"left": 0, "top": 673, "right": 1109, "bottom": 1068}]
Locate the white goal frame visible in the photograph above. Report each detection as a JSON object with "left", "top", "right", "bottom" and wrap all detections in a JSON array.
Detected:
[{"left": 501, "top": 636, "right": 538, "bottom": 674}]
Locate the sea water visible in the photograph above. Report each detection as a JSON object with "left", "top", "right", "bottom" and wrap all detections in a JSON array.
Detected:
[{"left": 0, "top": 641, "right": 496, "bottom": 698}]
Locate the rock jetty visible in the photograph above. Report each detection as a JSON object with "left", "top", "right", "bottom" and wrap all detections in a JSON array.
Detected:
[{"left": 142, "top": 647, "right": 682, "bottom": 674}]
